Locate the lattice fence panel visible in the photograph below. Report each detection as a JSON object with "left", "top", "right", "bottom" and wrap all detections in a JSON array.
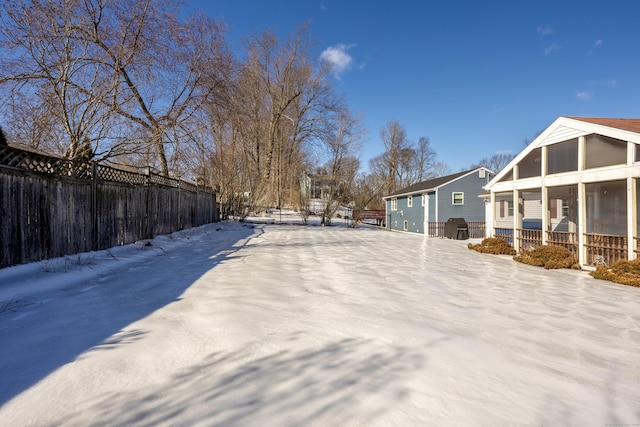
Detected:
[
  {"left": 96, "top": 165, "right": 147, "bottom": 185},
  {"left": 0, "top": 145, "right": 92, "bottom": 179}
]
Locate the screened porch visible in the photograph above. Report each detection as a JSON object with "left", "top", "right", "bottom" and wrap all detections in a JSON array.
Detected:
[{"left": 492, "top": 180, "right": 638, "bottom": 267}]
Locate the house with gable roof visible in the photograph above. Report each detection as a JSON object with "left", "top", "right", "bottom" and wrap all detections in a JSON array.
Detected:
[
  {"left": 483, "top": 116, "right": 640, "bottom": 267},
  {"left": 383, "top": 167, "right": 494, "bottom": 236}
]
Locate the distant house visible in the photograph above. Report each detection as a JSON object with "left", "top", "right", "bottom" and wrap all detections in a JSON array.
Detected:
[
  {"left": 483, "top": 116, "right": 640, "bottom": 267},
  {"left": 300, "top": 172, "right": 351, "bottom": 217},
  {"left": 382, "top": 167, "right": 494, "bottom": 236}
]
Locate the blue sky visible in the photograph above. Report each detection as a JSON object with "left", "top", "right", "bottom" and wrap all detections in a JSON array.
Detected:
[{"left": 190, "top": 1, "right": 640, "bottom": 173}]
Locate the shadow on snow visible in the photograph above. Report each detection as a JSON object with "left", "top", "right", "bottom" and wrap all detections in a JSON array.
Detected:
[{"left": 0, "top": 222, "right": 261, "bottom": 406}]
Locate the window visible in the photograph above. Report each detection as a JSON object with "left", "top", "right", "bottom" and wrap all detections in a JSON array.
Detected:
[
  {"left": 452, "top": 192, "right": 464, "bottom": 205},
  {"left": 500, "top": 200, "right": 514, "bottom": 217},
  {"left": 562, "top": 199, "right": 569, "bottom": 217},
  {"left": 391, "top": 198, "right": 397, "bottom": 211},
  {"left": 496, "top": 194, "right": 514, "bottom": 218},
  {"left": 407, "top": 195, "right": 413, "bottom": 207},
  {"left": 403, "top": 220, "right": 408, "bottom": 231}
]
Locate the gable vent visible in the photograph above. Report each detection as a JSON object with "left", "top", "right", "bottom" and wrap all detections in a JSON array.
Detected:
[{"left": 543, "top": 125, "right": 586, "bottom": 145}]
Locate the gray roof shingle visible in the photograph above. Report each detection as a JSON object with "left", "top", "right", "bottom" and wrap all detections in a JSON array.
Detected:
[{"left": 385, "top": 169, "right": 481, "bottom": 198}]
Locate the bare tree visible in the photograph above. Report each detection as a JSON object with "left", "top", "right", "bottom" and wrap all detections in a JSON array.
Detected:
[
  {"left": 350, "top": 172, "right": 385, "bottom": 227},
  {"left": 469, "top": 152, "right": 514, "bottom": 173},
  {"left": 317, "top": 109, "right": 364, "bottom": 225},
  {"left": 378, "top": 119, "right": 411, "bottom": 194},
  {"left": 0, "top": 0, "right": 231, "bottom": 175},
  {"left": 82, "top": 0, "right": 230, "bottom": 175},
  {"left": 430, "top": 161, "right": 452, "bottom": 177},
  {"left": 232, "top": 24, "right": 339, "bottom": 210},
  {"left": 240, "top": 28, "right": 308, "bottom": 207},
  {"left": 370, "top": 121, "right": 444, "bottom": 194},
  {"left": 0, "top": 0, "right": 112, "bottom": 159},
  {"left": 412, "top": 136, "right": 437, "bottom": 181}
]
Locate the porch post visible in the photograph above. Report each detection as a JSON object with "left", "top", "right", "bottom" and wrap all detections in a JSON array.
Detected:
[
  {"left": 514, "top": 188, "right": 520, "bottom": 252},
  {"left": 628, "top": 177, "right": 635, "bottom": 260},
  {"left": 577, "top": 136, "right": 586, "bottom": 266},
  {"left": 541, "top": 186, "right": 548, "bottom": 245},
  {"left": 541, "top": 146, "right": 548, "bottom": 245},
  {"left": 628, "top": 143, "right": 636, "bottom": 260},
  {"left": 487, "top": 192, "right": 495, "bottom": 238},
  {"left": 578, "top": 182, "right": 586, "bottom": 266}
]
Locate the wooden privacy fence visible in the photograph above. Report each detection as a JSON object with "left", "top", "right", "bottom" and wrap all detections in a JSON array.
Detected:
[{"left": 0, "top": 145, "right": 218, "bottom": 269}]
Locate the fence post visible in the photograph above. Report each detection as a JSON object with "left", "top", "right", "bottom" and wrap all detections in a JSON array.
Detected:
[
  {"left": 145, "top": 166, "right": 151, "bottom": 239},
  {"left": 177, "top": 178, "right": 181, "bottom": 230},
  {"left": 91, "top": 161, "right": 98, "bottom": 251}
]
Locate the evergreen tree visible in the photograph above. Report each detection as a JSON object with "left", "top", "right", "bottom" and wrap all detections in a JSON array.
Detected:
[{"left": 0, "top": 125, "right": 7, "bottom": 146}]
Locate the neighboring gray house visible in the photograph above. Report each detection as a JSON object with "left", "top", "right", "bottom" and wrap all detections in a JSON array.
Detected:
[{"left": 382, "top": 168, "right": 494, "bottom": 235}]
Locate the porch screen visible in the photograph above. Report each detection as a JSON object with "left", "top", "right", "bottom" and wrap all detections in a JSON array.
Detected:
[
  {"left": 547, "top": 139, "right": 578, "bottom": 174},
  {"left": 517, "top": 148, "right": 541, "bottom": 179},
  {"left": 585, "top": 134, "right": 626, "bottom": 169},
  {"left": 494, "top": 193, "right": 514, "bottom": 226},
  {"left": 547, "top": 185, "right": 578, "bottom": 232},
  {"left": 585, "top": 181, "right": 626, "bottom": 236}
]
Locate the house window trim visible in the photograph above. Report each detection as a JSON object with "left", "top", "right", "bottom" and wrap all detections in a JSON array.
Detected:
[
  {"left": 407, "top": 195, "right": 413, "bottom": 207},
  {"left": 391, "top": 198, "right": 397, "bottom": 211},
  {"left": 452, "top": 192, "right": 464, "bottom": 205},
  {"left": 403, "top": 220, "right": 408, "bottom": 231}
]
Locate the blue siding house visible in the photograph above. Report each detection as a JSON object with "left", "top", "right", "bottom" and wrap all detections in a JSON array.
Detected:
[{"left": 382, "top": 168, "right": 494, "bottom": 235}]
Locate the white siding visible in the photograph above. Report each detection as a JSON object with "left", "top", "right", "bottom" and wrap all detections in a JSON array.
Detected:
[
  {"left": 522, "top": 193, "right": 542, "bottom": 219},
  {"left": 542, "top": 125, "right": 586, "bottom": 146}
]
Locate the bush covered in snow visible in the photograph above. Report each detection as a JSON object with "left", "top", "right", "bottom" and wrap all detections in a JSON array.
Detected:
[
  {"left": 591, "top": 259, "right": 640, "bottom": 287},
  {"left": 467, "top": 238, "right": 516, "bottom": 255},
  {"left": 513, "top": 245, "right": 579, "bottom": 270}
]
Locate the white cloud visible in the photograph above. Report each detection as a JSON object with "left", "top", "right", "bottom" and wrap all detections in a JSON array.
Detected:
[
  {"left": 320, "top": 44, "right": 355, "bottom": 76},
  {"left": 576, "top": 91, "right": 592, "bottom": 101},
  {"left": 544, "top": 43, "right": 559, "bottom": 55},
  {"left": 588, "top": 40, "right": 603, "bottom": 56},
  {"left": 536, "top": 25, "right": 554, "bottom": 37}
]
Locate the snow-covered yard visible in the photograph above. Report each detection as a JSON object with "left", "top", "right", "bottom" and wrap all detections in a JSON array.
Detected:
[{"left": 1, "top": 219, "right": 639, "bottom": 426}]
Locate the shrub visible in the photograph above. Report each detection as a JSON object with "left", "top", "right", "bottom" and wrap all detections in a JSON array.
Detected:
[
  {"left": 513, "top": 245, "right": 579, "bottom": 269},
  {"left": 468, "top": 238, "right": 516, "bottom": 255},
  {"left": 590, "top": 259, "right": 640, "bottom": 287}
]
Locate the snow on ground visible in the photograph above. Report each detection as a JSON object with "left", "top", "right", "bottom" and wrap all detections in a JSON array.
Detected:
[{"left": 1, "top": 216, "right": 639, "bottom": 426}]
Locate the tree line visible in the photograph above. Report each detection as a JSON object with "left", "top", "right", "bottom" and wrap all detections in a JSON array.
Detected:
[{"left": 0, "top": 0, "right": 512, "bottom": 220}]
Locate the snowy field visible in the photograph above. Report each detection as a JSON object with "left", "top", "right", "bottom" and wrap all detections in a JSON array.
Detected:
[{"left": 1, "top": 218, "right": 639, "bottom": 426}]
